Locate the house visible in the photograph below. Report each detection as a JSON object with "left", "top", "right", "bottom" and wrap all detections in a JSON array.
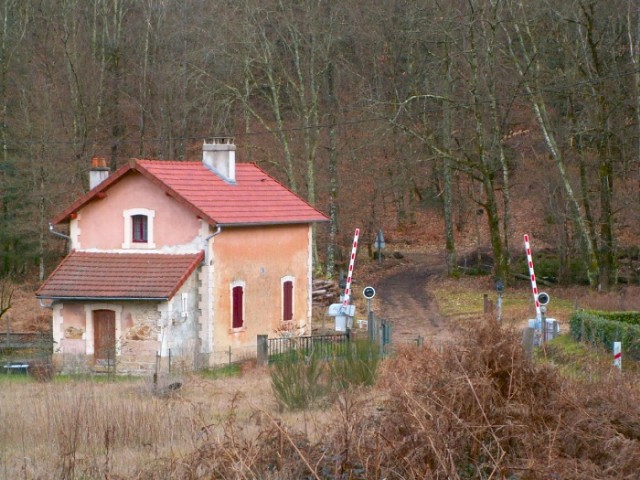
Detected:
[{"left": 36, "top": 138, "right": 328, "bottom": 374}]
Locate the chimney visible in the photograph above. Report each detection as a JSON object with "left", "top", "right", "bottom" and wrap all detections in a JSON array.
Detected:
[
  {"left": 203, "top": 137, "right": 236, "bottom": 183},
  {"left": 89, "top": 157, "right": 109, "bottom": 189}
]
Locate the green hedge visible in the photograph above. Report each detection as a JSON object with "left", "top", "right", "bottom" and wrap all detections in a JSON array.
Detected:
[
  {"left": 577, "top": 310, "right": 640, "bottom": 326},
  {"left": 570, "top": 310, "right": 640, "bottom": 359}
]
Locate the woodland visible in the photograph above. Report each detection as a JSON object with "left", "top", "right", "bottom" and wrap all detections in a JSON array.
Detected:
[{"left": 1, "top": 0, "right": 640, "bottom": 290}]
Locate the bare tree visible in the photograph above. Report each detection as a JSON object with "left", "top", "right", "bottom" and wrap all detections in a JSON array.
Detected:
[
  {"left": 502, "top": 0, "right": 600, "bottom": 287},
  {"left": 0, "top": 278, "right": 12, "bottom": 321}
]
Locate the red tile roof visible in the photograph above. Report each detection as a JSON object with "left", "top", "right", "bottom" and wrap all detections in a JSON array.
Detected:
[
  {"left": 36, "top": 251, "right": 204, "bottom": 300},
  {"left": 52, "top": 159, "right": 329, "bottom": 226}
]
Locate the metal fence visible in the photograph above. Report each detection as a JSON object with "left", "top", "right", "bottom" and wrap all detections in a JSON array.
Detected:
[{"left": 267, "top": 333, "right": 350, "bottom": 360}]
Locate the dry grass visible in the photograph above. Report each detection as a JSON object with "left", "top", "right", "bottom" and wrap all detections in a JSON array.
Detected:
[
  {"left": 429, "top": 275, "right": 640, "bottom": 336},
  {"left": 0, "top": 369, "right": 280, "bottom": 479},
  {"left": 2, "top": 319, "right": 640, "bottom": 479},
  {"left": 4, "top": 269, "right": 640, "bottom": 479}
]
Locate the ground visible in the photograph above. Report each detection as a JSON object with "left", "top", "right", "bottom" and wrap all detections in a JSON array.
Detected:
[
  {"left": 373, "top": 251, "right": 451, "bottom": 344},
  {"left": 357, "top": 244, "right": 640, "bottom": 346}
]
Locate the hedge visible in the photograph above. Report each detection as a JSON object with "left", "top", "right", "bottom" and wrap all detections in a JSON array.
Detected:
[
  {"left": 577, "top": 310, "right": 640, "bottom": 326},
  {"left": 570, "top": 310, "right": 640, "bottom": 359}
]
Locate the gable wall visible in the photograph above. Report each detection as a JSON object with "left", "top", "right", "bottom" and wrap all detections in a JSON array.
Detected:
[
  {"left": 209, "top": 223, "right": 311, "bottom": 361},
  {"left": 73, "top": 173, "right": 201, "bottom": 251}
]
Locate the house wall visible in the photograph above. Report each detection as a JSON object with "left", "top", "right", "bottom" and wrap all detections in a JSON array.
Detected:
[
  {"left": 118, "top": 302, "right": 162, "bottom": 374},
  {"left": 51, "top": 266, "right": 203, "bottom": 374},
  {"left": 156, "top": 271, "right": 202, "bottom": 371},
  {"left": 208, "top": 223, "right": 312, "bottom": 364},
  {"left": 52, "top": 300, "right": 162, "bottom": 374},
  {"left": 72, "top": 173, "right": 202, "bottom": 251}
]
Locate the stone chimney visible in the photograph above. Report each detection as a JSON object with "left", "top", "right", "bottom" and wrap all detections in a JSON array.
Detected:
[
  {"left": 89, "top": 157, "right": 109, "bottom": 189},
  {"left": 203, "top": 137, "right": 236, "bottom": 183}
]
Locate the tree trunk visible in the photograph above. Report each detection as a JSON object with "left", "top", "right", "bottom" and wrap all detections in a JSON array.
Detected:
[
  {"left": 442, "top": 42, "right": 458, "bottom": 276},
  {"left": 325, "top": 59, "right": 339, "bottom": 278},
  {"left": 503, "top": 7, "right": 599, "bottom": 286}
]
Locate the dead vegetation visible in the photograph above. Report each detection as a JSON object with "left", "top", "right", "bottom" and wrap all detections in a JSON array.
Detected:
[
  {"left": 146, "top": 321, "right": 640, "bottom": 479},
  {"left": 2, "top": 320, "right": 640, "bottom": 479}
]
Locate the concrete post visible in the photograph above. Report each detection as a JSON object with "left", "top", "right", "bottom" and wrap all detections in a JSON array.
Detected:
[
  {"left": 522, "top": 327, "right": 535, "bottom": 360},
  {"left": 368, "top": 310, "right": 376, "bottom": 342},
  {"left": 257, "top": 335, "right": 268, "bottom": 366}
]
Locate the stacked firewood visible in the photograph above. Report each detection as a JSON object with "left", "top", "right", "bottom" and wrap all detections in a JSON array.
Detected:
[{"left": 312, "top": 279, "right": 341, "bottom": 307}]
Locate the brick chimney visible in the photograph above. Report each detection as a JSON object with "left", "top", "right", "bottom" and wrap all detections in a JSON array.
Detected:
[
  {"left": 203, "top": 137, "right": 236, "bottom": 183},
  {"left": 89, "top": 157, "right": 109, "bottom": 189}
]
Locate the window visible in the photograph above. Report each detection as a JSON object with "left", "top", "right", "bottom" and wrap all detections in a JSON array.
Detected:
[
  {"left": 132, "top": 215, "right": 147, "bottom": 243},
  {"left": 122, "top": 208, "right": 155, "bottom": 248},
  {"left": 283, "top": 280, "right": 293, "bottom": 321},
  {"left": 232, "top": 284, "right": 244, "bottom": 329},
  {"left": 181, "top": 292, "right": 189, "bottom": 318}
]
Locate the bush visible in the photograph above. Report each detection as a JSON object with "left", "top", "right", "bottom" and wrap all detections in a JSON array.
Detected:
[
  {"left": 578, "top": 310, "right": 640, "bottom": 326},
  {"left": 150, "top": 320, "right": 640, "bottom": 479},
  {"left": 570, "top": 310, "right": 640, "bottom": 359},
  {"left": 270, "top": 349, "right": 327, "bottom": 410},
  {"left": 28, "top": 358, "right": 54, "bottom": 382},
  {"left": 330, "top": 338, "right": 380, "bottom": 390},
  {"left": 270, "top": 339, "right": 380, "bottom": 410}
]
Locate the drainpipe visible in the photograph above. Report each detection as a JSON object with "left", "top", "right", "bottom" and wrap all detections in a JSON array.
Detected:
[
  {"left": 49, "top": 223, "right": 71, "bottom": 240},
  {"left": 203, "top": 225, "right": 222, "bottom": 265}
]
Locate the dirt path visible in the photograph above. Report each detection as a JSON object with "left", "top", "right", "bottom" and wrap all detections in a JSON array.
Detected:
[{"left": 373, "top": 252, "right": 453, "bottom": 346}]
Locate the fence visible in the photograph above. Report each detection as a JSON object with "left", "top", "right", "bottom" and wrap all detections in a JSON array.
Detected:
[
  {"left": 259, "top": 322, "right": 394, "bottom": 365},
  {"left": 1, "top": 327, "right": 53, "bottom": 374},
  {"left": 266, "top": 333, "right": 350, "bottom": 361},
  {"left": 1, "top": 330, "right": 52, "bottom": 353}
]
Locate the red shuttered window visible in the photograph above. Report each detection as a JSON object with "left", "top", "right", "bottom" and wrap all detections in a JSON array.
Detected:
[
  {"left": 283, "top": 280, "right": 293, "bottom": 321},
  {"left": 232, "top": 285, "right": 244, "bottom": 329}
]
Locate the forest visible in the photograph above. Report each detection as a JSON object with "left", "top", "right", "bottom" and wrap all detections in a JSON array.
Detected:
[{"left": 1, "top": 0, "right": 639, "bottom": 289}]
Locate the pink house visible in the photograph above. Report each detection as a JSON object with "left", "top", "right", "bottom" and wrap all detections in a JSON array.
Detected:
[{"left": 37, "top": 139, "right": 328, "bottom": 373}]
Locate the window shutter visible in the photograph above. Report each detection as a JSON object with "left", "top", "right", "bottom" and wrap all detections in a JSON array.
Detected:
[
  {"left": 283, "top": 281, "right": 293, "bottom": 321},
  {"left": 232, "top": 285, "right": 244, "bottom": 328}
]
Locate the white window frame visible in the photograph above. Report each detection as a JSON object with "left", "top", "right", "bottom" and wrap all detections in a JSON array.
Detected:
[{"left": 122, "top": 208, "right": 156, "bottom": 249}]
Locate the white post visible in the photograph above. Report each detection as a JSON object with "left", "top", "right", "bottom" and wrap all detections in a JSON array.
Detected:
[
  {"left": 341, "top": 228, "right": 360, "bottom": 309},
  {"left": 340, "top": 228, "right": 360, "bottom": 332},
  {"left": 523, "top": 234, "right": 542, "bottom": 331},
  {"left": 613, "top": 342, "right": 622, "bottom": 370}
]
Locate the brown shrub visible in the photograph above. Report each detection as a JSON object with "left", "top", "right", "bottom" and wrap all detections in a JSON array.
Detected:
[
  {"left": 28, "top": 358, "right": 54, "bottom": 382},
  {"left": 144, "top": 319, "right": 640, "bottom": 479},
  {"left": 341, "top": 319, "right": 640, "bottom": 479}
]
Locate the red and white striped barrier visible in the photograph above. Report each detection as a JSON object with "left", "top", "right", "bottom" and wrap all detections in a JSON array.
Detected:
[
  {"left": 342, "top": 228, "right": 360, "bottom": 308},
  {"left": 613, "top": 342, "right": 622, "bottom": 370},
  {"left": 523, "top": 234, "right": 542, "bottom": 325}
]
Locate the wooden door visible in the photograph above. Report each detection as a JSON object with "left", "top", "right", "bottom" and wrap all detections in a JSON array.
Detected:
[{"left": 94, "top": 309, "right": 116, "bottom": 366}]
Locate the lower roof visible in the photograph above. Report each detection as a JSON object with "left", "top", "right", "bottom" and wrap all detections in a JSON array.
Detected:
[{"left": 36, "top": 251, "right": 204, "bottom": 300}]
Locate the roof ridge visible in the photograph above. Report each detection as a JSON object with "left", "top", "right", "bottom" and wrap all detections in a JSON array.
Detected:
[{"left": 51, "top": 156, "right": 328, "bottom": 227}]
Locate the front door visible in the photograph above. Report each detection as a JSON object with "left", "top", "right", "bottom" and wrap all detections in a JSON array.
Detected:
[{"left": 94, "top": 309, "right": 116, "bottom": 367}]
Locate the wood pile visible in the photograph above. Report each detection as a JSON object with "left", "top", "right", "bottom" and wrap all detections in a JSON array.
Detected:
[{"left": 312, "top": 279, "right": 341, "bottom": 307}]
